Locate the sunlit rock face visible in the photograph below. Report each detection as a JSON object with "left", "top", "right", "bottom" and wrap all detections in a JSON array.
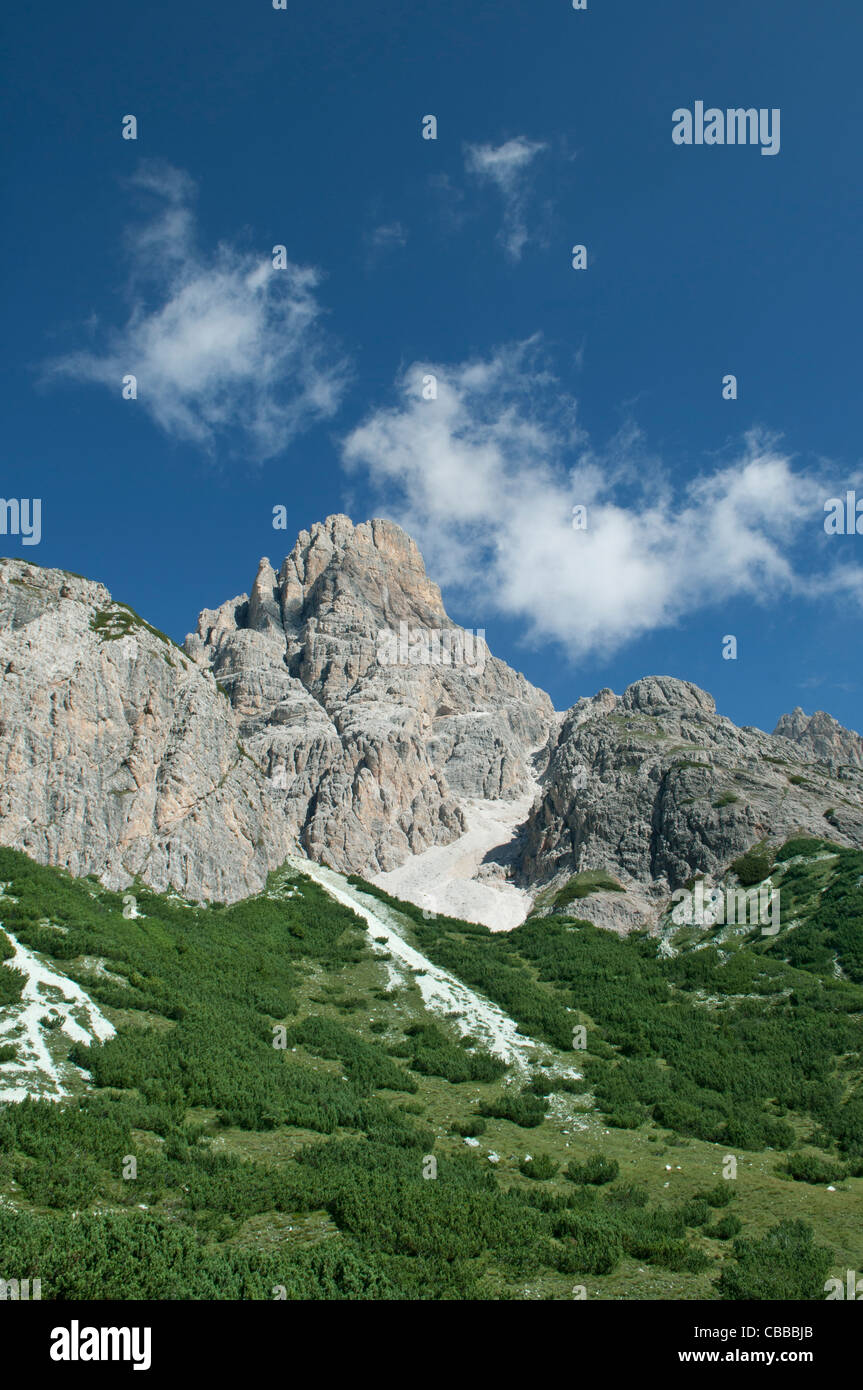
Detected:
[
  {"left": 2, "top": 522, "right": 862, "bottom": 925},
  {"left": 184, "top": 515, "right": 555, "bottom": 880}
]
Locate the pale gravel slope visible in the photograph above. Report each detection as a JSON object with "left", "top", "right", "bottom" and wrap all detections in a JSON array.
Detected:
[
  {"left": 0, "top": 927, "right": 116, "bottom": 1104},
  {"left": 291, "top": 856, "right": 540, "bottom": 1071},
  {"left": 372, "top": 793, "right": 537, "bottom": 931}
]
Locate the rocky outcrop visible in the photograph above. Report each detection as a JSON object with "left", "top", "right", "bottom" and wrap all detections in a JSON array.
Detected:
[
  {"left": 516, "top": 675, "right": 863, "bottom": 929},
  {"left": 774, "top": 707, "right": 863, "bottom": 770},
  {"left": 2, "top": 523, "right": 862, "bottom": 929},
  {"left": 184, "top": 515, "right": 554, "bottom": 876},
  {"left": 0, "top": 520, "right": 554, "bottom": 900},
  {"left": 0, "top": 558, "right": 294, "bottom": 901}
]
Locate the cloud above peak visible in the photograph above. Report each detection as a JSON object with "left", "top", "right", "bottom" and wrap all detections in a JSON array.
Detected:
[
  {"left": 45, "top": 162, "right": 349, "bottom": 459},
  {"left": 343, "top": 344, "right": 862, "bottom": 660}
]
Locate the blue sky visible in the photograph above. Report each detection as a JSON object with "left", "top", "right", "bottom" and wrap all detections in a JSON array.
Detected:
[{"left": 2, "top": 0, "right": 862, "bottom": 732}]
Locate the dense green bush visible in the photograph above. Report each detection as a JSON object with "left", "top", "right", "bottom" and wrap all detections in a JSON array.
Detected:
[
  {"left": 0, "top": 1206, "right": 401, "bottom": 1300},
  {"left": 0, "top": 959, "right": 25, "bottom": 1004},
  {"left": 784, "top": 1151, "right": 847, "bottom": 1184},
  {"left": 775, "top": 837, "right": 837, "bottom": 862},
  {"left": 552, "top": 1212, "right": 623, "bottom": 1275},
  {"left": 696, "top": 1183, "right": 734, "bottom": 1208},
  {"left": 716, "top": 1220, "right": 832, "bottom": 1300},
  {"left": 285, "top": 1016, "right": 415, "bottom": 1094},
  {"left": 731, "top": 847, "right": 774, "bottom": 886},
  {"left": 711, "top": 1214, "right": 742, "bottom": 1240},
  {"left": 402, "top": 1022, "right": 507, "bottom": 1085},
  {"left": 479, "top": 1092, "right": 547, "bottom": 1128},
  {"left": 525, "top": 1073, "right": 555, "bottom": 1096},
  {"left": 565, "top": 1155, "right": 620, "bottom": 1185},
  {"left": 678, "top": 1197, "right": 711, "bottom": 1228},
  {"left": 520, "top": 1154, "right": 560, "bottom": 1180}
]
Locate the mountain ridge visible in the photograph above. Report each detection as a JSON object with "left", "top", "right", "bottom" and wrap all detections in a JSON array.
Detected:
[{"left": 2, "top": 516, "right": 862, "bottom": 930}]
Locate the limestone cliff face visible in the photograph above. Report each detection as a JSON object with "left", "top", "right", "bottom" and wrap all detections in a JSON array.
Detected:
[
  {"left": 0, "top": 520, "right": 553, "bottom": 900},
  {"left": 516, "top": 675, "right": 863, "bottom": 928},
  {"left": 184, "top": 515, "right": 555, "bottom": 875},
  {"left": 2, "top": 522, "right": 862, "bottom": 925},
  {"left": 774, "top": 707, "right": 863, "bottom": 770},
  {"left": 0, "top": 558, "right": 293, "bottom": 901}
]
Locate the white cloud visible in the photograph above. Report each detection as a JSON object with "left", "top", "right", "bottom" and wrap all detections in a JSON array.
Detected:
[
  {"left": 45, "top": 162, "right": 349, "bottom": 459},
  {"left": 343, "top": 344, "right": 863, "bottom": 660},
  {"left": 464, "top": 137, "right": 547, "bottom": 261}
]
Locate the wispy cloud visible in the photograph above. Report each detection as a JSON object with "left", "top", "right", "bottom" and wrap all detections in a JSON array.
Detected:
[
  {"left": 367, "top": 222, "right": 407, "bottom": 255},
  {"left": 343, "top": 343, "right": 863, "bottom": 660},
  {"left": 463, "top": 137, "right": 547, "bottom": 261},
  {"left": 44, "top": 162, "right": 349, "bottom": 459}
]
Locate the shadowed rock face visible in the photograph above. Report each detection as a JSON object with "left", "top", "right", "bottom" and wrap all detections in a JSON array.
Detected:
[
  {"left": 774, "top": 707, "right": 863, "bottom": 770},
  {"left": 515, "top": 675, "right": 863, "bottom": 928},
  {"left": 1, "top": 521, "right": 862, "bottom": 925}
]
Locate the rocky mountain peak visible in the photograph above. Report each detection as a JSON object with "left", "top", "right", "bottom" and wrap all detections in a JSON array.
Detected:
[
  {"left": 774, "top": 706, "right": 863, "bottom": 769},
  {"left": 280, "top": 514, "right": 447, "bottom": 635},
  {"left": 518, "top": 670, "right": 863, "bottom": 932},
  {"left": 621, "top": 676, "right": 716, "bottom": 716},
  {"left": 183, "top": 517, "right": 554, "bottom": 880},
  {"left": 247, "top": 557, "right": 282, "bottom": 634},
  {"left": 2, "top": 529, "right": 863, "bottom": 932}
]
